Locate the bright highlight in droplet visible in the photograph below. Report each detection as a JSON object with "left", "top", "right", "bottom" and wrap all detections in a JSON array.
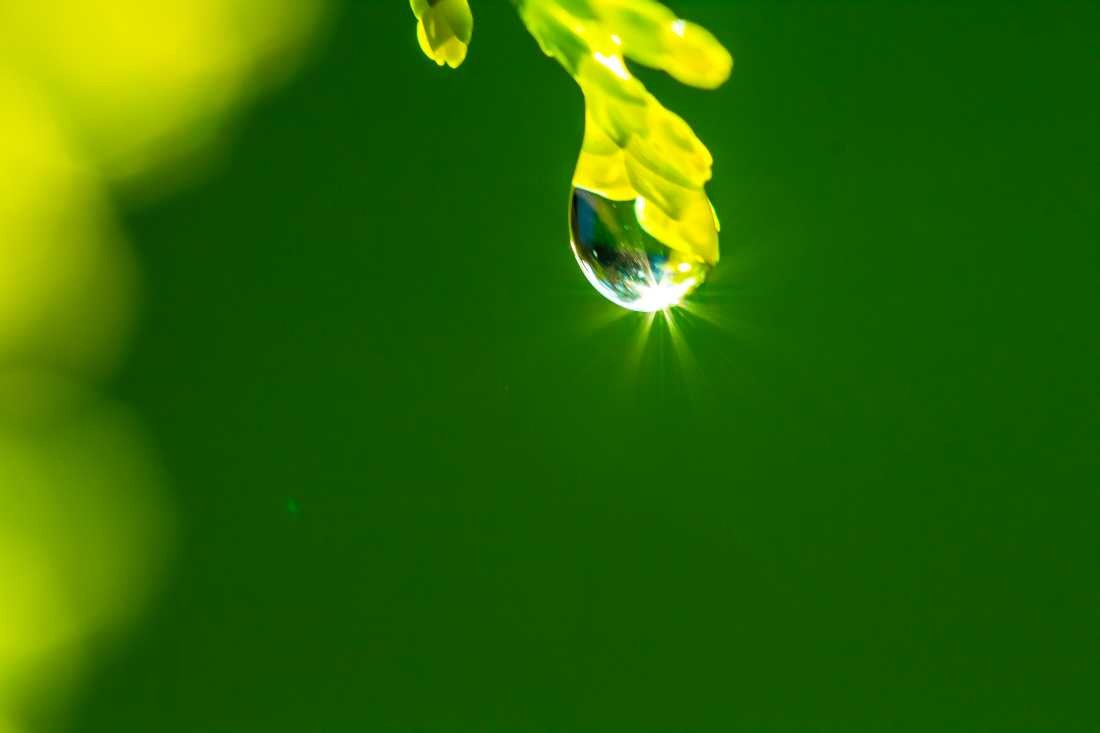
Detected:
[{"left": 570, "top": 187, "right": 713, "bottom": 312}]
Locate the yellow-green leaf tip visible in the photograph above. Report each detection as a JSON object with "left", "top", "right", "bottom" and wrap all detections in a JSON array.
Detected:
[
  {"left": 410, "top": 0, "right": 473, "bottom": 69},
  {"left": 514, "top": 0, "right": 733, "bottom": 265}
]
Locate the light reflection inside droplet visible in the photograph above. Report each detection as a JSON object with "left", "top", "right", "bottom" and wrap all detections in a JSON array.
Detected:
[{"left": 570, "top": 187, "right": 713, "bottom": 312}]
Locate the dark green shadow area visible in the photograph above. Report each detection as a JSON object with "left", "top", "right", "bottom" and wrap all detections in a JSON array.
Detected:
[{"left": 76, "top": 2, "right": 1098, "bottom": 731}]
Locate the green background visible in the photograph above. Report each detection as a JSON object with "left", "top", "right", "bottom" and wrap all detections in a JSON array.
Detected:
[{"left": 78, "top": 2, "right": 1098, "bottom": 730}]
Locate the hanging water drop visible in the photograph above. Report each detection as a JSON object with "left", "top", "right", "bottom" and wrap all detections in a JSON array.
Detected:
[{"left": 569, "top": 187, "right": 714, "bottom": 312}]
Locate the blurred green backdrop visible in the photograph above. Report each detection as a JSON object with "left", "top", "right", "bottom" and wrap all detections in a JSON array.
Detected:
[{"left": 72, "top": 1, "right": 1098, "bottom": 731}]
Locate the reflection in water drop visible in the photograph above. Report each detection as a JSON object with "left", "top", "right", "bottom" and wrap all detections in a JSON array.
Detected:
[{"left": 569, "top": 188, "right": 713, "bottom": 312}]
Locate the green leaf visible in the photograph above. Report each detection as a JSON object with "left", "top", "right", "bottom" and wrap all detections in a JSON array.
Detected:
[{"left": 514, "top": 0, "right": 731, "bottom": 264}]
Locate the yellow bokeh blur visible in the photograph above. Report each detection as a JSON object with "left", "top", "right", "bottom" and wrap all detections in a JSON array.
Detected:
[
  {"left": 0, "top": 1, "right": 330, "bottom": 730},
  {"left": 0, "top": 0, "right": 330, "bottom": 182},
  {"left": 0, "top": 381, "right": 171, "bottom": 724},
  {"left": 0, "top": 69, "right": 136, "bottom": 378}
]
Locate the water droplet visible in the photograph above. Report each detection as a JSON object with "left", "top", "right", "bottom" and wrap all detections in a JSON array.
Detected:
[{"left": 569, "top": 187, "right": 712, "bottom": 312}]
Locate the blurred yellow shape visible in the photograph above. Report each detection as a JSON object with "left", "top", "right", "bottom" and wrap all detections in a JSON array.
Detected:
[
  {"left": 0, "top": 380, "right": 171, "bottom": 729},
  {"left": 0, "top": 0, "right": 330, "bottom": 183},
  {"left": 0, "top": 1, "right": 332, "bottom": 730},
  {"left": 0, "top": 69, "right": 136, "bottom": 378}
]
